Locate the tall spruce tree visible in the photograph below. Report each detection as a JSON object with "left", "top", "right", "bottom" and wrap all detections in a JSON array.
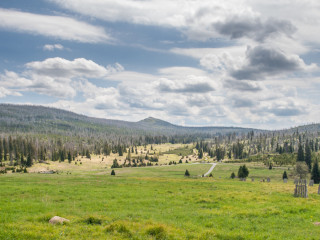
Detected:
[
  {"left": 0, "top": 139, "right": 3, "bottom": 162},
  {"left": 297, "top": 144, "right": 304, "bottom": 162},
  {"left": 26, "top": 153, "right": 32, "bottom": 167},
  {"left": 68, "top": 151, "right": 72, "bottom": 163},
  {"left": 311, "top": 160, "right": 320, "bottom": 184},
  {"left": 198, "top": 148, "right": 203, "bottom": 159},
  {"left": 305, "top": 144, "right": 312, "bottom": 170}
]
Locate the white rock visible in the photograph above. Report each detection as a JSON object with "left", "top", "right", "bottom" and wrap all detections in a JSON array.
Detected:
[{"left": 49, "top": 216, "right": 70, "bottom": 225}]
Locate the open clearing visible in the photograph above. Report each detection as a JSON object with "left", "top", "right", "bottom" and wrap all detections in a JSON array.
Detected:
[{"left": 1, "top": 161, "right": 320, "bottom": 240}]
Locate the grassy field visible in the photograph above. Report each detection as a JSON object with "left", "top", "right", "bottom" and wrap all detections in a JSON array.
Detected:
[{"left": 1, "top": 160, "right": 320, "bottom": 240}]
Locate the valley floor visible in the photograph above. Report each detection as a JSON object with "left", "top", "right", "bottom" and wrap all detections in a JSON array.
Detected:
[{"left": 1, "top": 163, "right": 320, "bottom": 239}]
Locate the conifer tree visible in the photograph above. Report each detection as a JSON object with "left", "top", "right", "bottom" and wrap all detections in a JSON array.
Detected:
[
  {"left": 297, "top": 144, "right": 304, "bottom": 162},
  {"left": 311, "top": 160, "right": 320, "bottom": 184},
  {"left": 20, "top": 155, "right": 25, "bottom": 166},
  {"left": 111, "top": 169, "right": 115, "bottom": 175},
  {"left": 282, "top": 171, "right": 288, "bottom": 179},
  {"left": 305, "top": 144, "right": 312, "bottom": 170},
  {"left": 3, "top": 138, "right": 7, "bottom": 161},
  {"left": 68, "top": 151, "right": 72, "bottom": 163},
  {"left": 184, "top": 169, "right": 190, "bottom": 177},
  {"left": 26, "top": 153, "right": 32, "bottom": 167},
  {"left": 238, "top": 165, "right": 249, "bottom": 178},
  {"left": 198, "top": 148, "right": 203, "bottom": 159},
  {"left": 0, "top": 139, "right": 2, "bottom": 162}
]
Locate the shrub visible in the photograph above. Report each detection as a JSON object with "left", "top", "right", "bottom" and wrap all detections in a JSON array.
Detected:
[
  {"left": 111, "top": 170, "right": 115, "bottom": 176},
  {"left": 84, "top": 216, "right": 102, "bottom": 225},
  {"left": 146, "top": 226, "right": 167, "bottom": 240},
  {"left": 105, "top": 223, "right": 132, "bottom": 237},
  {"left": 184, "top": 169, "right": 190, "bottom": 177},
  {"left": 282, "top": 171, "right": 288, "bottom": 180},
  {"left": 238, "top": 165, "right": 249, "bottom": 178},
  {"left": 294, "top": 162, "right": 308, "bottom": 179},
  {"left": 231, "top": 172, "right": 236, "bottom": 179}
]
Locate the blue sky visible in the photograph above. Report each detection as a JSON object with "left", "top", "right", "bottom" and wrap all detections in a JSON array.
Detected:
[{"left": 0, "top": 0, "right": 320, "bottom": 129}]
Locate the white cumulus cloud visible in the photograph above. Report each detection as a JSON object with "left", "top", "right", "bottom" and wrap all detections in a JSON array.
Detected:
[{"left": 0, "top": 8, "right": 111, "bottom": 43}]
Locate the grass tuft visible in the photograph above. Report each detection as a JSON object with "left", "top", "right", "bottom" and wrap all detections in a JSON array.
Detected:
[
  {"left": 84, "top": 216, "right": 102, "bottom": 225},
  {"left": 145, "top": 225, "right": 167, "bottom": 240}
]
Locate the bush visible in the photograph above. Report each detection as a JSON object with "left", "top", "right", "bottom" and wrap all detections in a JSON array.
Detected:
[
  {"left": 282, "top": 171, "right": 288, "bottom": 179},
  {"left": 231, "top": 172, "right": 236, "bottom": 179},
  {"left": 84, "top": 216, "right": 102, "bottom": 225},
  {"left": 238, "top": 165, "right": 249, "bottom": 178},
  {"left": 105, "top": 223, "right": 132, "bottom": 237},
  {"left": 294, "top": 162, "right": 308, "bottom": 179},
  {"left": 184, "top": 169, "right": 190, "bottom": 177},
  {"left": 146, "top": 226, "right": 167, "bottom": 240},
  {"left": 111, "top": 170, "right": 115, "bottom": 176},
  {"left": 111, "top": 159, "right": 121, "bottom": 168}
]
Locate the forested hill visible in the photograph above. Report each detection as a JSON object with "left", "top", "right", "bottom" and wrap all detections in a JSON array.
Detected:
[{"left": 0, "top": 104, "right": 260, "bottom": 137}]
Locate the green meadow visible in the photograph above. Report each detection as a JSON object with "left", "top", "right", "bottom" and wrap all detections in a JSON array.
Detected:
[{"left": 1, "top": 163, "right": 320, "bottom": 240}]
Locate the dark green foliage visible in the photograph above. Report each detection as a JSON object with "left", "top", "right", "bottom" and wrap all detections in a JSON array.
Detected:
[
  {"left": 111, "top": 169, "right": 115, "bottom": 176},
  {"left": 295, "top": 162, "right": 309, "bottom": 179},
  {"left": 84, "top": 216, "right": 102, "bottom": 225},
  {"left": 233, "top": 141, "right": 244, "bottom": 159},
  {"left": 269, "top": 163, "right": 272, "bottom": 170},
  {"left": 184, "top": 169, "right": 190, "bottom": 177},
  {"left": 231, "top": 172, "right": 236, "bottom": 179},
  {"left": 297, "top": 144, "right": 304, "bottom": 162},
  {"left": 282, "top": 171, "right": 288, "bottom": 179},
  {"left": 105, "top": 223, "right": 132, "bottom": 237},
  {"left": 215, "top": 145, "right": 225, "bottom": 161},
  {"left": 198, "top": 148, "right": 203, "bottom": 159},
  {"left": 85, "top": 149, "right": 91, "bottom": 159},
  {"left": 26, "top": 154, "right": 32, "bottom": 167},
  {"left": 179, "top": 159, "right": 182, "bottom": 164},
  {"left": 68, "top": 151, "right": 72, "bottom": 164},
  {"left": 0, "top": 139, "right": 3, "bottom": 162},
  {"left": 305, "top": 144, "right": 312, "bottom": 170},
  {"left": 209, "top": 173, "right": 213, "bottom": 177},
  {"left": 145, "top": 226, "right": 167, "bottom": 240},
  {"left": 238, "top": 165, "right": 249, "bottom": 178},
  {"left": 311, "top": 160, "right": 320, "bottom": 184},
  {"left": 111, "top": 159, "right": 121, "bottom": 168}
]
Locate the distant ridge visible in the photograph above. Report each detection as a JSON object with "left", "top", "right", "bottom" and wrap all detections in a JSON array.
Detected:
[{"left": 0, "top": 104, "right": 272, "bottom": 137}]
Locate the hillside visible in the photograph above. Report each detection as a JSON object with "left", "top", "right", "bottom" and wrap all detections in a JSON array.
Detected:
[{"left": 0, "top": 104, "right": 260, "bottom": 137}]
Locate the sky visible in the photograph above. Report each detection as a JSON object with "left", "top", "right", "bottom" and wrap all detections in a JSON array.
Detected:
[{"left": 0, "top": 0, "right": 320, "bottom": 130}]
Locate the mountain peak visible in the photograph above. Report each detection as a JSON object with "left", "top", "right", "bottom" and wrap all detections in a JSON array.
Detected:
[{"left": 137, "top": 117, "right": 174, "bottom": 127}]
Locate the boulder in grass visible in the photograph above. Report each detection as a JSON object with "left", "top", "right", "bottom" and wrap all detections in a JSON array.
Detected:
[{"left": 49, "top": 216, "right": 70, "bottom": 225}]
